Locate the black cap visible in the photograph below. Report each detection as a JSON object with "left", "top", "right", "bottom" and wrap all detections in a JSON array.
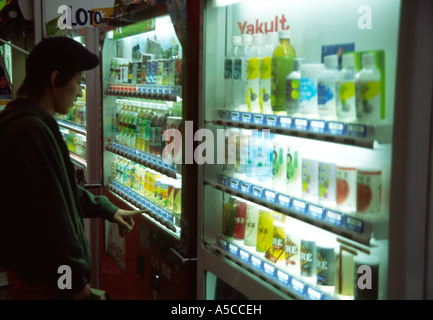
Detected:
[{"left": 26, "top": 37, "right": 100, "bottom": 76}]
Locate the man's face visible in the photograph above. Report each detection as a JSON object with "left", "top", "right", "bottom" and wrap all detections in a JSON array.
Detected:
[{"left": 53, "top": 71, "right": 85, "bottom": 115}]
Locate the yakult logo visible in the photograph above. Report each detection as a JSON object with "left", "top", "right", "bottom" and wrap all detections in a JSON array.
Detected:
[{"left": 238, "top": 14, "right": 290, "bottom": 34}]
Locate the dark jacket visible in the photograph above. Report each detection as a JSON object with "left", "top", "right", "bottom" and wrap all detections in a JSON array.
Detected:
[{"left": 0, "top": 98, "right": 117, "bottom": 295}]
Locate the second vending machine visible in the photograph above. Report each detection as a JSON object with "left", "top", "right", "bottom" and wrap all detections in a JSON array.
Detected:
[
  {"left": 99, "top": 0, "right": 199, "bottom": 300},
  {"left": 197, "top": 0, "right": 432, "bottom": 300}
]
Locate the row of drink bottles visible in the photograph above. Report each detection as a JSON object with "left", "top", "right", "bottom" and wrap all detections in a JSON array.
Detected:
[
  {"left": 110, "top": 57, "right": 183, "bottom": 86},
  {"left": 111, "top": 155, "right": 182, "bottom": 215},
  {"left": 223, "top": 196, "right": 380, "bottom": 299},
  {"left": 57, "top": 102, "right": 87, "bottom": 127},
  {"left": 61, "top": 130, "right": 87, "bottom": 159},
  {"left": 112, "top": 98, "right": 182, "bottom": 157},
  {"left": 225, "top": 31, "right": 382, "bottom": 123},
  {"left": 225, "top": 128, "right": 382, "bottom": 214}
]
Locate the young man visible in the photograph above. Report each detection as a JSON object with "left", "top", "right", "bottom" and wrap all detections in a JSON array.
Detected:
[{"left": 0, "top": 37, "right": 144, "bottom": 299}]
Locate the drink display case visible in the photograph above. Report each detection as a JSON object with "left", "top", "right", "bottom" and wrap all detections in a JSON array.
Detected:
[
  {"left": 198, "top": 0, "right": 433, "bottom": 300},
  {"left": 99, "top": 0, "right": 199, "bottom": 300}
]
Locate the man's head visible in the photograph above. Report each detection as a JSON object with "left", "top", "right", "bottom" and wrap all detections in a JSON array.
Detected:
[{"left": 17, "top": 37, "right": 99, "bottom": 114}]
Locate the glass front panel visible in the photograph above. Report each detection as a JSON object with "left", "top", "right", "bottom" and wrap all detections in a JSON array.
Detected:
[
  {"left": 102, "top": 14, "right": 183, "bottom": 240},
  {"left": 202, "top": 0, "right": 401, "bottom": 300}
]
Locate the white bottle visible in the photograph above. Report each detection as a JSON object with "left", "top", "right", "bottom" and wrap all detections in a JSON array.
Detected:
[
  {"left": 317, "top": 54, "right": 338, "bottom": 119},
  {"left": 260, "top": 33, "right": 277, "bottom": 114},
  {"left": 233, "top": 34, "right": 249, "bottom": 111},
  {"left": 336, "top": 54, "right": 356, "bottom": 121},
  {"left": 246, "top": 33, "right": 262, "bottom": 113},
  {"left": 355, "top": 53, "right": 381, "bottom": 124},
  {"left": 224, "top": 36, "right": 241, "bottom": 110},
  {"left": 286, "top": 57, "right": 304, "bottom": 115}
]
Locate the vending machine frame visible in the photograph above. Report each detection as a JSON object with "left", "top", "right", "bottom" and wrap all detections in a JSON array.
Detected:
[
  {"left": 197, "top": 0, "right": 433, "bottom": 300},
  {"left": 98, "top": 0, "right": 200, "bottom": 300}
]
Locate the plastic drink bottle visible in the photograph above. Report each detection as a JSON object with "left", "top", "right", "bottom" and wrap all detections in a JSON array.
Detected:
[
  {"left": 299, "top": 63, "right": 325, "bottom": 116},
  {"left": 271, "top": 30, "right": 296, "bottom": 114},
  {"left": 233, "top": 34, "right": 249, "bottom": 111},
  {"left": 286, "top": 58, "right": 304, "bottom": 115},
  {"left": 355, "top": 53, "right": 381, "bottom": 124},
  {"left": 317, "top": 54, "right": 339, "bottom": 118},
  {"left": 272, "top": 135, "right": 287, "bottom": 190},
  {"left": 224, "top": 36, "right": 241, "bottom": 110},
  {"left": 223, "top": 196, "right": 237, "bottom": 238},
  {"left": 336, "top": 54, "right": 356, "bottom": 121},
  {"left": 246, "top": 33, "right": 262, "bottom": 113},
  {"left": 260, "top": 33, "right": 278, "bottom": 114}
]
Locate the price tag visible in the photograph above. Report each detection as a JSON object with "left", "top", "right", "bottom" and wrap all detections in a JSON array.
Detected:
[
  {"left": 230, "top": 111, "right": 241, "bottom": 122},
  {"left": 279, "top": 116, "right": 293, "bottom": 129},
  {"left": 306, "top": 287, "right": 323, "bottom": 300},
  {"left": 239, "top": 249, "right": 250, "bottom": 263},
  {"left": 252, "top": 185, "right": 264, "bottom": 199},
  {"left": 240, "top": 182, "right": 251, "bottom": 195},
  {"left": 218, "top": 237, "right": 228, "bottom": 251},
  {"left": 326, "top": 209, "right": 344, "bottom": 227},
  {"left": 347, "top": 123, "right": 367, "bottom": 138},
  {"left": 292, "top": 198, "right": 308, "bottom": 214},
  {"left": 265, "top": 115, "right": 278, "bottom": 127},
  {"left": 241, "top": 112, "right": 252, "bottom": 123},
  {"left": 220, "top": 110, "right": 230, "bottom": 120},
  {"left": 310, "top": 120, "right": 326, "bottom": 133},
  {"left": 345, "top": 216, "right": 364, "bottom": 233},
  {"left": 278, "top": 194, "right": 291, "bottom": 208},
  {"left": 327, "top": 121, "right": 346, "bottom": 136},
  {"left": 293, "top": 118, "right": 309, "bottom": 131},
  {"left": 251, "top": 255, "right": 263, "bottom": 271},
  {"left": 230, "top": 178, "right": 240, "bottom": 191},
  {"left": 290, "top": 277, "right": 306, "bottom": 296},
  {"left": 308, "top": 204, "right": 325, "bottom": 220},
  {"left": 264, "top": 189, "right": 277, "bottom": 203},
  {"left": 263, "top": 262, "right": 276, "bottom": 278},
  {"left": 253, "top": 114, "right": 264, "bottom": 125},
  {"left": 276, "top": 270, "right": 290, "bottom": 287},
  {"left": 228, "top": 243, "right": 239, "bottom": 257}
]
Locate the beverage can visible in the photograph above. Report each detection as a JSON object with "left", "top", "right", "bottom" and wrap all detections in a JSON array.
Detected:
[
  {"left": 302, "top": 158, "right": 319, "bottom": 200},
  {"left": 357, "top": 168, "right": 382, "bottom": 214},
  {"left": 173, "top": 182, "right": 182, "bottom": 215},
  {"left": 244, "top": 202, "right": 259, "bottom": 246},
  {"left": 166, "top": 180, "right": 175, "bottom": 212},
  {"left": 222, "top": 196, "right": 237, "bottom": 237},
  {"left": 233, "top": 200, "right": 247, "bottom": 240},
  {"left": 336, "top": 165, "right": 357, "bottom": 212},
  {"left": 316, "top": 241, "right": 336, "bottom": 286},
  {"left": 300, "top": 236, "right": 316, "bottom": 278},
  {"left": 256, "top": 208, "right": 274, "bottom": 253},
  {"left": 266, "top": 220, "right": 285, "bottom": 263},
  {"left": 318, "top": 161, "right": 337, "bottom": 204}
]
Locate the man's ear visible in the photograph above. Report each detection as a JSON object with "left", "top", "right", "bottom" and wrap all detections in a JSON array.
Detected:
[{"left": 49, "top": 70, "right": 60, "bottom": 88}]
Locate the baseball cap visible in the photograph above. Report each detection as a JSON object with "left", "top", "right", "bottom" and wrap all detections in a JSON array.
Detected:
[{"left": 26, "top": 37, "right": 100, "bottom": 76}]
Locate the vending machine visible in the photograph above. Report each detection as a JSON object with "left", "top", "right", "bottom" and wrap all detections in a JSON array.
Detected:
[
  {"left": 99, "top": 0, "right": 199, "bottom": 300},
  {"left": 198, "top": 0, "right": 433, "bottom": 300}
]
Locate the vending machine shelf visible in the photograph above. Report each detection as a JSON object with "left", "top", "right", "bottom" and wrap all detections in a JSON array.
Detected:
[
  {"left": 206, "top": 236, "right": 344, "bottom": 300},
  {"left": 208, "top": 174, "right": 389, "bottom": 246},
  {"left": 213, "top": 110, "right": 393, "bottom": 149},
  {"left": 57, "top": 120, "right": 87, "bottom": 136},
  {"left": 105, "top": 140, "right": 179, "bottom": 179},
  {"left": 106, "top": 180, "right": 180, "bottom": 238}
]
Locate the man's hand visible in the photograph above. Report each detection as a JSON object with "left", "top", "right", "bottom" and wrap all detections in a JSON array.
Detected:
[{"left": 112, "top": 209, "right": 147, "bottom": 237}]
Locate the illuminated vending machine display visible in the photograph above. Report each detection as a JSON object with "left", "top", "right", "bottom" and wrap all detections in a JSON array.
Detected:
[
  {"left": 51, "top": 28, "right": 101, "bottom": 189},
  {"left": 198, "top": 0, "right": 433, "bottom": 300},
  {"left": 100, "top": 1, "right": 199, "bottom": 300}
]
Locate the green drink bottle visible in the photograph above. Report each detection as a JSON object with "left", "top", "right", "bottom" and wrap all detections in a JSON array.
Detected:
[{"left": 271, "top": 30, "right": 296, "bottom": 113}]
